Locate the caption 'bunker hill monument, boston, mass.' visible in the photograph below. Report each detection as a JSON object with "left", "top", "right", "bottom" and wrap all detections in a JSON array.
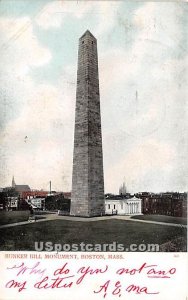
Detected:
[{"left": 70, "top": 30, "right": 105, "bottom": 217}]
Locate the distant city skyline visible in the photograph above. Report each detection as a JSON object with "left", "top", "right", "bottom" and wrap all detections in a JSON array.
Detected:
[
  {"left": 0, "top": 1, "right": 187, "bottom": 193},
  {"left": 1, "top": 175, "right": 187, "bottom": 195}
]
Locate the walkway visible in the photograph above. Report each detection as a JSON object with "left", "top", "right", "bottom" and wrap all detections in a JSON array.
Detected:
[
  {"left": 114, "top": 215, "right": 187, "bottom": 228},
  {"left": 0, "top": 214, "right": 186, "bottom": 229}
]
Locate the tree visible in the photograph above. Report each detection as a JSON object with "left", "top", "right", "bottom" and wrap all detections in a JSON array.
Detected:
[{"left": 45, "top": 194, "right": 70, "bottom": 212}]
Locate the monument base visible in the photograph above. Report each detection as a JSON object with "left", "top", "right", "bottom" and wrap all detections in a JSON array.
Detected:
[{"left": 70, "top": 207, "right": 105, "bottom": 218}]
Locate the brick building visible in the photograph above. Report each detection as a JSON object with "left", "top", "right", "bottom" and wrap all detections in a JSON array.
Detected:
[
  {"left": 136, "top": 192, "right": 187, "bottom": 218},
  {"left": 22, "top": 190, "right": 48, "bottom": 200}
]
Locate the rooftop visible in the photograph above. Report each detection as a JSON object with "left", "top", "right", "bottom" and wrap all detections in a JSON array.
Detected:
[{"left": 15, "top": 185, "right": 31, "bottom": 192}]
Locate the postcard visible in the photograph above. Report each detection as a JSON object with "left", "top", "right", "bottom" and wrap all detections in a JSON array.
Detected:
[{"left": 0, "top": 1, "right": 187, "bottom": 299}]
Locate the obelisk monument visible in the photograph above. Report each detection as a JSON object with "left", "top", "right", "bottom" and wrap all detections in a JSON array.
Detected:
[{"left": 70, "top": 30, "right": 105, "bottom": 217}]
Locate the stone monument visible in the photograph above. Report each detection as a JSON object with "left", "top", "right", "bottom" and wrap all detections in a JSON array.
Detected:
[{"left": 70, "top": 30, "right": 104, "bottom": 217}]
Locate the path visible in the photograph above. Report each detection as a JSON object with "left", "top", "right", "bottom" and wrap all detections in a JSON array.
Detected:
[{"left": 0, "top": 214, "right": 186, "bottom": 229}]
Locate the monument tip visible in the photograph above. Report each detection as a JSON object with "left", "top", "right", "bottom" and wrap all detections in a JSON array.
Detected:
[{"left": 80, "top": 30, "right": 96, "bottom": 40}]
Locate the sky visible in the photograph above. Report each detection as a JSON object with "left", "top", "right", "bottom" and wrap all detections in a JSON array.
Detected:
[{"left": 0, "top": 1, "right": 187, "bottom": 193}]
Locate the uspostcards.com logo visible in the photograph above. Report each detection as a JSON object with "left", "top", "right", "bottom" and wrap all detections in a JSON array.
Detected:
[{"left": 34, "top": 242, "right": 159, "bottom": 252}]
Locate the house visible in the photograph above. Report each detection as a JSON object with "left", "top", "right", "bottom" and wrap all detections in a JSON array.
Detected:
[
  {"left": 26, "top": 197, "right": 45, "bottom": 209},
  {"left": 105, "top": 196, "right": 142, "bottom": 215},
  {"left": 7, "top": 197, "right": 19, "bottom": 210},
  {"left": 22, "top": 190, "right": 48, "bottom": 200}
]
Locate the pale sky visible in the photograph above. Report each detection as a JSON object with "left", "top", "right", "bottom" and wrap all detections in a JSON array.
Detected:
[{"left": 0, "top": 1, "right": 187, "bottom": 193}]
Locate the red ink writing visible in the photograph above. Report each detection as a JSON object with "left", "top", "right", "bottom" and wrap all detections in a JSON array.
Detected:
[
  {"left": 7, "top": 262, "right": 46, "bottom": 277},
  {"left": 126, "top": 284, "right": 159, "bottom": 294},
  {"left": 34, "top": 275, "right": 74, "bottom": 289},
  {"left": 117, "top": 262, "right": 176, "bottom": 279},
  {"left": 77, "top": 265, "right": 108, "bottom": 284},
  {"left": 6, "top": 279, "right": 27, "bottom": 292}
]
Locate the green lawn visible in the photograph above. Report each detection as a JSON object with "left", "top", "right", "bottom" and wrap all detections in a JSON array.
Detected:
[
  {"left": 131, "top": 214, "right": 187, "bottom": 225},
  {"left": 0, "top": 210, "right": 30, "bottom": 225},
  {"left": 0, "top": 219, "right": 186, "bottom": 251}
]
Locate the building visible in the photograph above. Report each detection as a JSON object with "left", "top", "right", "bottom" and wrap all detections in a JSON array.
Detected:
[
  {"left": 15, "top": 185, "right": 31, "bottom": 199},
  {"left": 136, "top": 192, "right": 187, "bottom": 217},
  {"left": 71, "top": 30, "right": 104, "bottom": 217},
  {"left": 105, "top": 196, "right": 142, "bottom": 215},
  {"left": 7, "top": 197, "right": 19, "bottom": 210},
  {"left": 22, "top": 190, "right": 48, "bottom": 200},
  {"left": 11, "top": 176, "right": 31, "bottom": 198},
  {"left": 12, "top": 176, "right": 16, "bottom": 188},
  {"left": 63, "top": 192, "right": 71, "bottom": 199},
  {"left": 119, "top": 182, "right": 127, "bottom": 195},
  {"left": 26, "top": 197, "right": 45, "bottom": 210}
]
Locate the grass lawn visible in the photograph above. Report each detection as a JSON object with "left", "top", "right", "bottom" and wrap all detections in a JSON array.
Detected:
[
  {"left": 131, "top": 214, "right": 187, "bottom": 225},
  {"left": 0, "top": 210, "right": 30, "bottom": 225},
  {"left": 0, "top": 219, "right": 186, "bottom": 251}
]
